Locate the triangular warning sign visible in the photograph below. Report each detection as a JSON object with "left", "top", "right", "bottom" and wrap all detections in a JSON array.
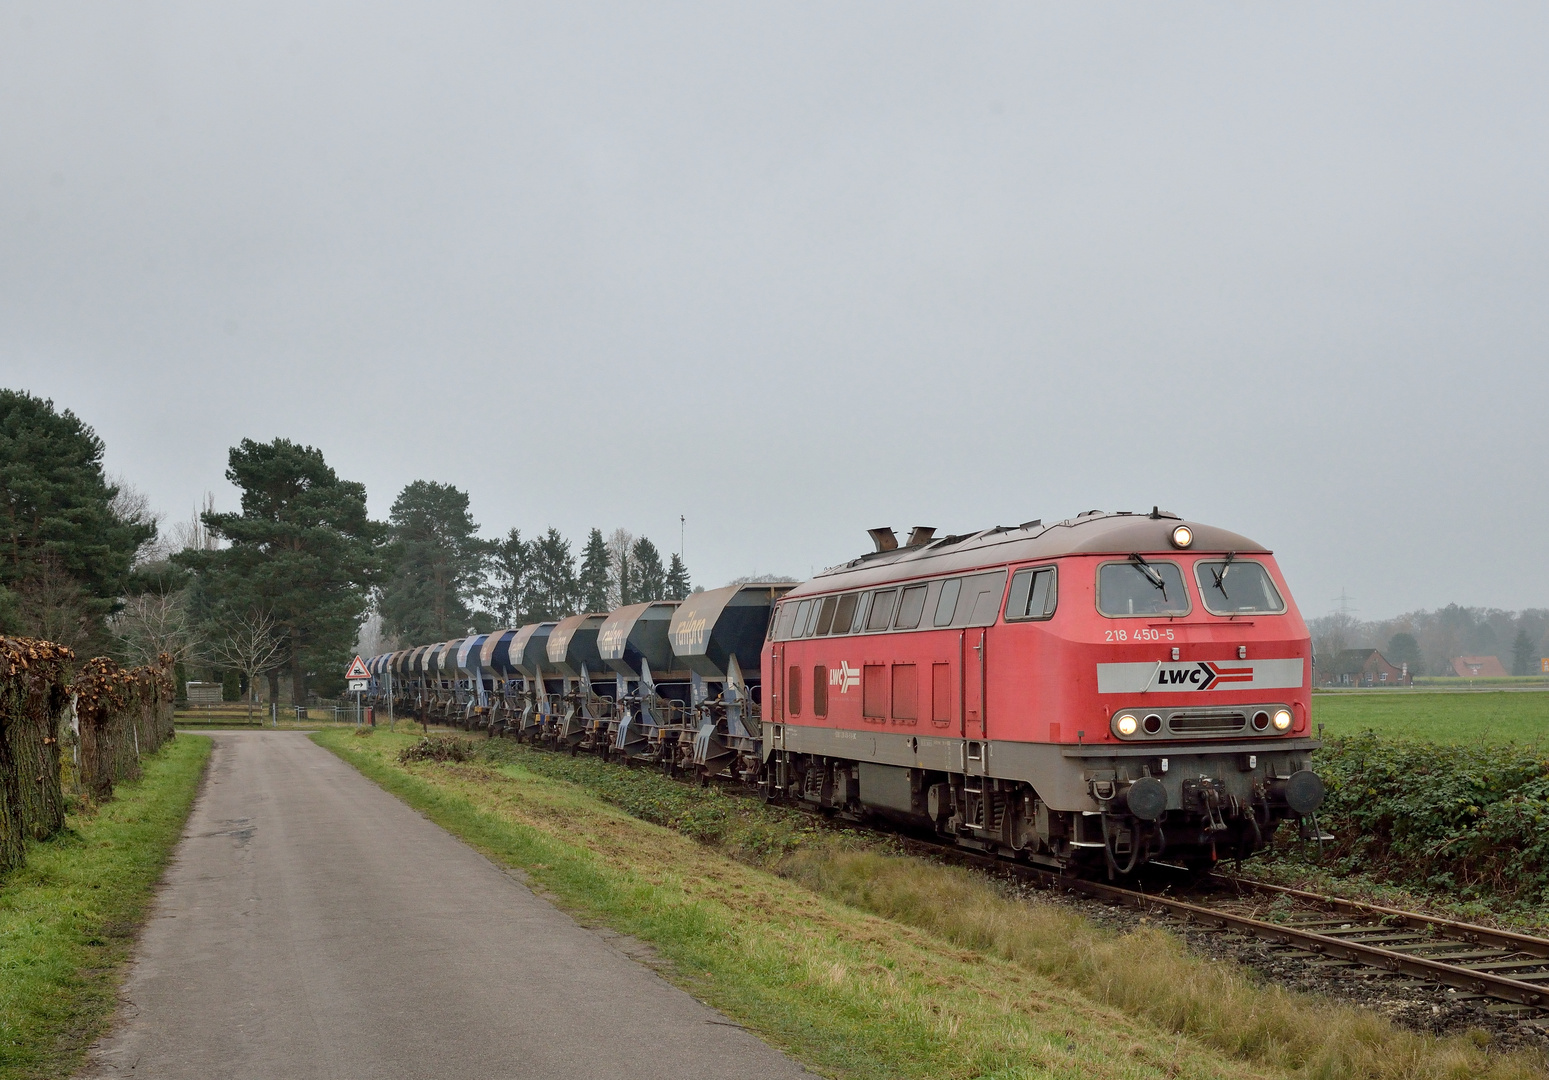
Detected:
[{"left": 345, "top": 655, "right": 371, "bottom": 680}]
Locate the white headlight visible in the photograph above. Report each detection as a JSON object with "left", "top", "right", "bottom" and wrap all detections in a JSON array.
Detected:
[
  {"left": 1272, "top": 708, "right": 1292, "bottom": 731},
  {"left": 1116, "top": 713, "right": 1138, "bottom": 736},
  {"left": 1170, "top": 525, "right": 1193, "bottom": 548}
]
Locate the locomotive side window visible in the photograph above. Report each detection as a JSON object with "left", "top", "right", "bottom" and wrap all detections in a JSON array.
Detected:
[
  {"left": 851, "top": 592, "right": 871, "bottom": 632},
  {"left": 788, "top": 666, "right": 802, "bottom": 715},
  {"left": 1097, "top": 560, "right": 1191, "bottom": 617},
  {"left": 1194, "top": 560, "right": 1286, "bottom": 615},
  {"left": 802, "top": 600, "right": 824, "bottom": 637},
  {"left": 813, "top": 665, "right": 828, "bottom": 716},
  {"left": 1005, "top": 567, "right": 1058, "bottom": 621},
  {"left": 933, "top": 579, "right": 961, "bottom": 626},
  {"left": 957, "top": 570, "right": 1009, "bottom": 627},
  {"left": 772, "top": 602, "right": 798, "bottom": 640},
  {"left": 814, "top": 595, "right": 840, "bottom": 635},
  {"left": 866, "top": 589, "right": 898, "bottom": 631},
  {"left": 790, "top": 600, "right": 813, "bottom": 638},
  {"left": 893, "top": 585, "right": 928, "bottom": 629},
  {"left": 831, "top": 593, "right": 859, "bottom": 635}
]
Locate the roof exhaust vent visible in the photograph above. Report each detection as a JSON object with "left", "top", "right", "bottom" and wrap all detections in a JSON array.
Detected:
[
  {"left": 905, "top": 526, "right": 936, "bottom": 547},
  {"left": 867, "top": 527, "right": 899, "bottom": 553}
]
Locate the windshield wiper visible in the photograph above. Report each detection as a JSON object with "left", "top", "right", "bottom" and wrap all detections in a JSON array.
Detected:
[
  {"left": 1128, "top": 552, "right": 1168, "bottom": 602},
  {"left": 1211, "top": 551, "right": 1237, "bottom": 599}
]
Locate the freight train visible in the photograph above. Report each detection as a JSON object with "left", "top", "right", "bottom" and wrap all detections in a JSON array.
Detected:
[{"left": 365, "top": 509, "right": 1326, "bottom": 874}]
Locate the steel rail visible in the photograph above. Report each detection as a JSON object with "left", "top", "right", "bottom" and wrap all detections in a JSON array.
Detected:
[
  {"left": 884, "top": 839, "right": 1549, "bottom": 1008},
  {"left": 1212, "top": 874, "right": 1549, "bottom": 959},
  {"left": 1019, "top": 869, "right": 1549, "bottom": 1007}
]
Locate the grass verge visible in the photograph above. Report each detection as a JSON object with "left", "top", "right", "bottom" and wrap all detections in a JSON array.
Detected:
[
  {"left": 1312, "top": 691, "right": 1549, "bottom": 745},
  {"left": 0, "top": 734, "right": 211, "bottom": 1080},
  {"left": 317, "top": 730, "right": 1545, "bottom": 1080}
]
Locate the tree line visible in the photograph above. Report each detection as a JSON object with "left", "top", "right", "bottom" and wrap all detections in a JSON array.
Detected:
[
  {"left": 0, "top": 390, "right": 692, "bottom": 707},
  {"left": 1309, "top": 604, "right": 1547, "bottom": 677}
]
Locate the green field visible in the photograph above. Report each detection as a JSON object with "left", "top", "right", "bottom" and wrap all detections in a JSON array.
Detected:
[{"left": 1312, "top": 690, "right": 1549, "bottom": 745}]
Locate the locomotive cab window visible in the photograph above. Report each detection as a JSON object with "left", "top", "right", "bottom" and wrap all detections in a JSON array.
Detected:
[
  {"left": 1194, "top": 559, "right": 1286, "bottom": 615},
  {"left": 1005, "top": 566, "right": 1057, "bottom": 621},
  {"left": 1097, "top": 560, "right": 1191, "bottom": 617}
]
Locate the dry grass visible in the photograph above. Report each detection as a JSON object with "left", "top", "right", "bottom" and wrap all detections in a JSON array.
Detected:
[{"left": 783, "top": 849, "right": 1540, "bottom": 1080}]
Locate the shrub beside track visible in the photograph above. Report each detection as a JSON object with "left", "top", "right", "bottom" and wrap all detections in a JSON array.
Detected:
[{"left": 1270, "top": 733, "right": 1549, "bottom": 908}]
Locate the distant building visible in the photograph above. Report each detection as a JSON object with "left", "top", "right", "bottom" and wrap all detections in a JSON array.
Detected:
[
  {"left": 1449, "top": 655, "right": 1509, "bottom": 678},
  {"left": 1321, "top": 648, "right": 1409, "bottom": 687}
]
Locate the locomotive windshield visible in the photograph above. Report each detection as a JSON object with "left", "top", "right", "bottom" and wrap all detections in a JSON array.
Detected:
[
  {"left": 1097, "top": 559, "right": 1190, "bottom": 617},
  {"left": 1194, "top": 559, "right": 1286, "bottom": 615}
]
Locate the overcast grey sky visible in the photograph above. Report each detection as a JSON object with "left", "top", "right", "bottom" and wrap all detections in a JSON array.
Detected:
[{"left": 3, "top": 3, "right": 1545, "bottom": 619}]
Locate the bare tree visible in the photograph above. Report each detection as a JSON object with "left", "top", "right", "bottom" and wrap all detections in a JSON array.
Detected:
[
  {"left": 15, "top": 557, "right": 97, "bottom": 656},
  {"left": 208, "top": 609, "right": 286, "bottom": 719},
  {"left": 605, "top": 527, "right": 634, "bottom": 608},
  {"left": 111, "top": 589, "right": 205, "bottom": 668},
  {"left": 168, "top": 492, "right": 222, "bottom": 554},
  {"left": 108, "top": 474, "right": 168, "bottom": 566}
]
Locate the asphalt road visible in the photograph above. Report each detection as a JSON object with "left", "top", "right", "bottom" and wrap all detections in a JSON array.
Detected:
[{"left": 82, "top": 731, "right": 814, "bottom": 1079}]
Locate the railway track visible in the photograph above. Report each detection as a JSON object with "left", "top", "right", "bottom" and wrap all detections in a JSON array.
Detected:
[{"left": 1002, "top": 855, "right": 1549, "bottom": 1016}]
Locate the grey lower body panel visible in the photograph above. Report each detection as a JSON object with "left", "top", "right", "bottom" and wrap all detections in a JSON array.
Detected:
[{"left": 771, "top": 722, "right": 1317, "bottom": 814}]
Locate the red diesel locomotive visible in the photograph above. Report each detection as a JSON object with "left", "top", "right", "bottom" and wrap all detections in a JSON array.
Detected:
[{"left": 760, "top": 509, "right": 1325, "bottom": 873}]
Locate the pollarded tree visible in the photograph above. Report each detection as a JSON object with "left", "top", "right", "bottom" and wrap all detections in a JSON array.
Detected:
[
  {"left": 577, "top": 529, "right": 611, "bottom": 613},
  {"left": 176, "top": 438, "right": 382, "bottom": 705},
  {"left": 0, "top": 390, "right": 155, "bottom": 645},
  {"left": 378, "top": 481, "right": 490, "bottom": 643},
  {"left": 631, "top": 537, "right": 665, "bottom": 602}
]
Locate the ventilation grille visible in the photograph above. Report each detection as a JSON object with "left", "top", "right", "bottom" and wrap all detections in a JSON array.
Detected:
[{"left": 1168, "top": 711, "right": 1247, "bottom": 734}]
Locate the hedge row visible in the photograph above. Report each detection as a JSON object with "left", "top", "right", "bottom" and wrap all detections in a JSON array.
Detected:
[
  {"left": 1302, "top": 732, "right": 1549, "bottom": 905},
  {"left": 0, "top": 640, "right": 176, "bottom": 877}
]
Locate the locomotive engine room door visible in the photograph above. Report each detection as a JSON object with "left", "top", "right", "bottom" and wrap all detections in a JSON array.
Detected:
[{"left": 963, "top": 629, "right": 987, "bottom": 741}]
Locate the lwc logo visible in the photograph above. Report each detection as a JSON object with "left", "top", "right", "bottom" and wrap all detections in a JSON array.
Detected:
[
  {"left": 829, "top": 661, "right": 861, "bottom": 694},
  {"left": 1155, "top": 661, "right": 1254, "bottom": 691}
]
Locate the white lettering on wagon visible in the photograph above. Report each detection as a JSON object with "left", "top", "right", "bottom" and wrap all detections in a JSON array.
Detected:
[{"left": 1095, "top": 658, "right": 1304, "bottom": 694}]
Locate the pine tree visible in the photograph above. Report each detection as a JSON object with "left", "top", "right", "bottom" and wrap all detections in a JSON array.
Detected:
[
  {"left": 577, "top": 528, "right": 611, "bottom": 613},
  {"left": 631, "top": 537, "right": 666, "bottom": 602},
  {"left": 175, "top": 438, "right": 382, "bottom": 703},
  {"left": 526, "top": 528, "right": 578, "bottom": 621},
  {"left": 487, "top": 528, "right": 530, "bottom": 626},
  {"left": 665, "top": 553, "right": 691, "bottom": 600},
  {"left": 0, "top": 390, "right": 155, "bottom": 648},
  {"left": 378, "top": 481, "right": 489, "bottom": 643},
  {"left": 1513, "top": 629, "right": 1539, "bottom": 677},
  {"left": 1386, "top": 632, "right": 1424, "bottom": 676}
]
